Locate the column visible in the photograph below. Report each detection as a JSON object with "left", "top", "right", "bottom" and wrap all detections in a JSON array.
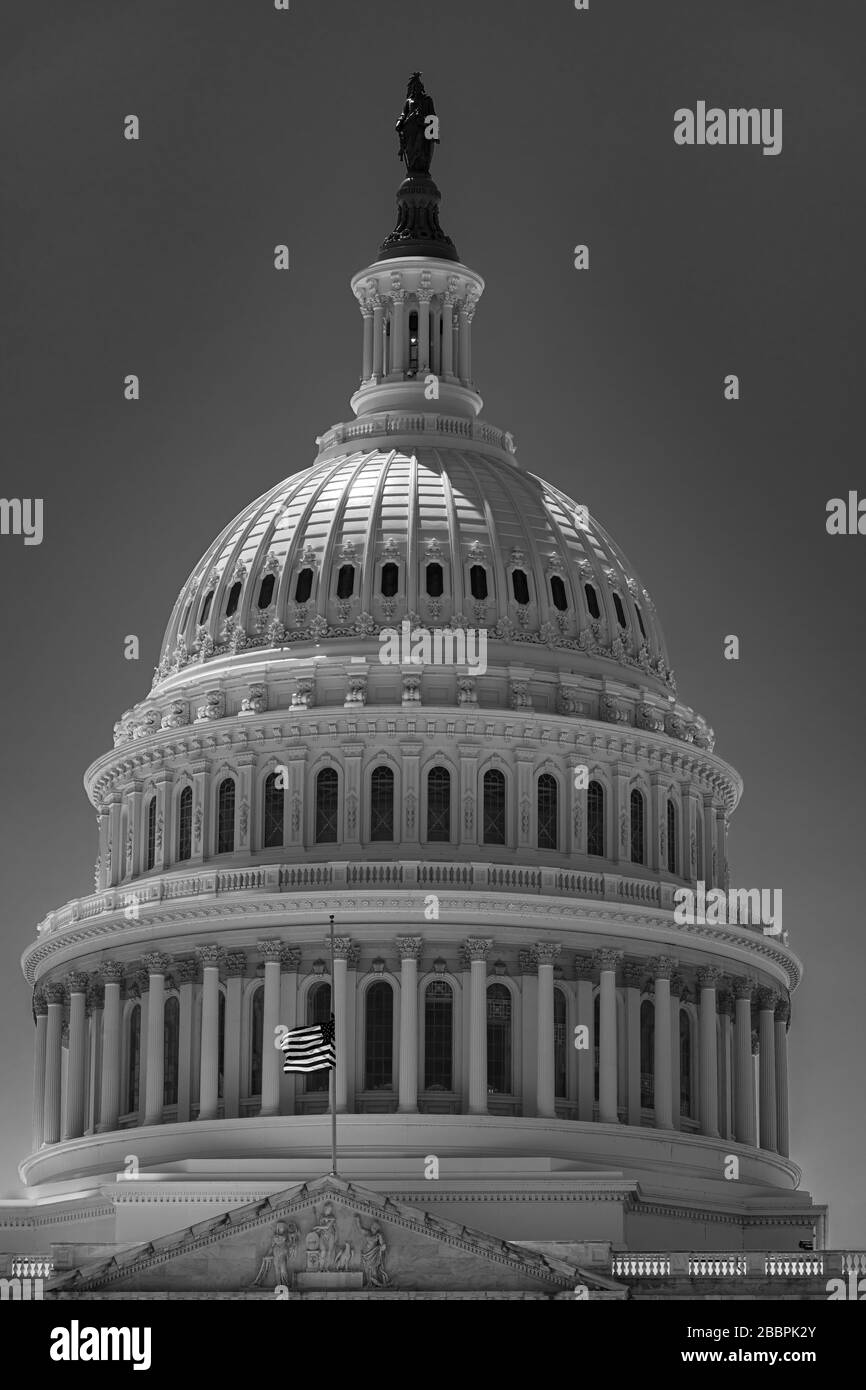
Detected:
[
  {"left": 279, "top": 948, "right": 301, "bottom": 1115},
  {"left": 372, "top": 296, "right": 384, "bottom": 377},
  {"left": 697, "top": 965, "right": 722, "bottom": 1138},
  {"left": 733, "top": 978, "right": 756, "bottom": 1145},
  {"left": 464, "top": 300, "right": 476, "bottom": 381},
  {"left": 714, "top": 806, "right": 727, "bottom": 889},
  {"left": 623, "top": 962, "right": 643, "bottom": 1126},
  {"left": 332, "top": 937, "right": 353, "bottom": 1113},
  {"left": 457, "top": 302, "right": 470, "bottom": 382},
  {"left": 516, "top": 749, "right": 534, "bottom": 852},
  {"left": 441, "top": 295, "right": 454, "bottom": 376},
  {"left": 97, "top": 962, "right": 123, "bottom": 1131},
  {"left": 106, "top": 794, "right": 122, "bottom": 888},
  {"left": 258, "top": 940, "right": 282, "bottom": 1118},
  {"left": 196, "top": 945, "right": 223, "bottom": 1121},
  {"left": 774, "top": 997, "right": 790, "bottom": 1158},
  {"left": 650, "top": 775, "right": 665, "bottom": 873},
  {"left": 390, "top": 290, "right": 406, "bottom": 376},
  {"left": 401, "top": 744, "right": 422, "bottom": 846},
  {"left": 518, "top": 952, "right": 537, "bottom": 1112},
  {"left": 286, "top": 749, "right": 306, "bottom": 849},
  {"left": 757, "top": 987, "right": 778, "bottom": 1152},
  {"left": 85, "top": 979, "right": 103, "bottom": 1134},
  {"left": 43, "top": 983, "right": 65, "bottom": 1145},
  {"left": 534, "top": 943, "right": 561, "bottom": 1119},
  {"left": 175, "top": 958, "right": 197, "bottom": 1123},
  {"left": 223, "top": 952, "right": 245, "bottom": 1119},
  {"left": 594, "top": 949, "right": 622, "bottom": 1124},
  {"left": 96, "top": 806, "right": 111, "bottom": 891},
  {"left": 141, "top": 953, "right": 170, "bottom": 1125},
  {"left": 397, "top": 937, "right": 422, "bottom": 1113},
  {"left": 190, "top": 762, "right": 208, "bottom": 866},
  {"left": 718, "top": 990, "right": 733, "bottom": 1139},
  {"left": 670, "top": 973, "right": 683, "bottom": 1129},
  {"left": 466, "top": 938, "right": 492, "bottom": 1115},
  {"left": 417, "top": 290, "right": 431, "bottom": 374},
  {"left": 127, "top": 786, "right": 143, "bottom": 878},
  {"left": 236, "top": 755, "right": 255, "bottom": 854},
  {"left": 63, "top": 972, "right": 89, "bottom": 1140},
  {"left": 342, "top": 745, "right": 363, "bottom": 846},
  {"left": 612, "top": 766, "right": 628, "bottom": 866},
  {"left": 703, "top": 800, "right": 717, "bottom": 887},
  {"left": 431, "top": 300, "right": 441, "bottom": 374},
  {"left": 153, "top": 774, "right": 171, "bottom": 874},
  {"left": 458, "top": 745, "right": 479, "bottom": 845},
  {"left": 32, "top": 989, "right": 47, "bottom": 1149},
  {"left": 361, "top": 303, "right": 374, "bottom": 381},
  {"left": 568, "top": 755, "right": 588, "bottom": 856},
  {"left": 649, "top": 956, "right": 676, "bottom": 1130},
  {"left": 135, "top": 972, "right": 150, "bottom": 1119},
  {"left": 574, "top": 956, "right": 595, "bottom": 1121}
]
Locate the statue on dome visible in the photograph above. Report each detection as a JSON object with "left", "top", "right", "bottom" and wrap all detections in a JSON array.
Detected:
[{"left": 396, "top": 72, "right": 439, "bottom": 176}]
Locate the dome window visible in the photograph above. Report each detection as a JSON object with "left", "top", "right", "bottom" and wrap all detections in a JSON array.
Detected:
[
  {"left": 370, "top": 765, "right": 395, "bottom": 842},
  {"left": 225, "top": 581, "right": 242, "bottom": 618},
  {"left": 295, "top": 568, "right": 313, "bottom": 603},
  {"left": 408, "top": 309, "right": 419, "bottom": 374},
  {"left": 177, "top": 786, "right": 192, "bottom": 863},
  {"left": 315, "top": 768, "right": 339, "bottom": 844},
  {"left": 511, "top": 569, "right": 530, "bottom": 605},
  {"left": 469, "top": 565, "right": 488, "bottom": 601},
  {"left": 537, "top": 773, "right": 558, "bottom": 850},
  {"left": 550, "top": 576, "right": 568, "bottom": 611},
  {"left": 381, "top": 562, "right": 398, "bottom": 597},
  {"left": 667, "top": 799, "right": 678, "bottom": 875},
  {"left": 613, "top": 593, "right": 627, "bottom": 629},
  {"left": 257, "top": 573, "right": 276, "bottom": 609},
  {"left": 426, "top": 562, "right": 443, "bottom": 597},
  {"left": 263, "top": 771, "right": 284, "bottom": 849},
  {"left": 145, "top": 796, "right": 157, "bottom": 872},
  {"left": 482, "top": 768, "right": 506, "bottom": 845},
  {"left": 217, "top": 778, "right": 236, "bottom": 855},
  {"left": 426, "top": 766, "right": 451, "bottom": 842},
  {"left": 587, "top": 780, "right": 605, "bottom": 856},
  {"left": 337, "top": 565, "right": 355, "bottom": 600},
  {"left": 584, "top": 583, "right": 601, "bottom": 621},
  {"left": 200, "top": 591, "right": 214, "bottom": 624},
  {"left": 635, "top": 603, "right": 647, "bottom": 640}
]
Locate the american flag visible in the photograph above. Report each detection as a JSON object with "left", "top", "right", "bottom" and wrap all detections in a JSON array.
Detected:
[{"left": 280, "top": 1015, "right": 336, "bottom": 1074}]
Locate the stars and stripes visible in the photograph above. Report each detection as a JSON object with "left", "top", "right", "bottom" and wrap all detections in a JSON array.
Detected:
[{"left": 280, "top": 1015, "right": 336, "bottom": 1074}]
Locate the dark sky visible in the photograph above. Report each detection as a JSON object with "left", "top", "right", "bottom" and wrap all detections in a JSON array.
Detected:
[{"left": 0, "top": 0, "right": 863, "bottom": 1244}]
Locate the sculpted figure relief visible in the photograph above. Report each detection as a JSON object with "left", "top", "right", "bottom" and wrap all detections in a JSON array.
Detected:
[{"left": 355, "top": 1216, "right": 392, "bottom": 1288}]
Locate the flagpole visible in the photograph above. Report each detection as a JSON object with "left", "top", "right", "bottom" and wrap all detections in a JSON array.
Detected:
[{"left": 328, "top": 913, "right": 338, "bottom": 1177}]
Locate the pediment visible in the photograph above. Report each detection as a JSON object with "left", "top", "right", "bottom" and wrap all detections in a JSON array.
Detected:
[{"left": 50, "top": 1176, "right": 579, "bottom": 1297}]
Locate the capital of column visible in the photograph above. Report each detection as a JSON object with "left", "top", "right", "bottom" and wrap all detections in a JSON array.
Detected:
[
  {"left": 331, "top": 936, "right": 355, "bottom": 960},
  {"left": 174, "top": 958, "right": 199, "bottom": 985},
  {"left": 97, "top": 960, "right": 124, "bottom": 985},
  {"left": 280, "top": 947, "right": 301, "bottom": 972},
  {"left": 86, "top": 980, "right": 104, "bottom": 1014},
  {"left": 141, "top": 952, "right": 172, "bottom": 976},
  {"left": 133, "top": 969, "right": 150, "bottom": 995},
  {"left": 696, "top": 965, "right": 724, "bottom": 990},
  {"left": 64, "top": 971, "right": 90, "bottom": 995},
  {"left": 44, "top": 982, "right": 66, "bottom": 1005},
  {"left": 195, "top": 944, "right": 224, "bottom": 969},
  {"left": 756, "top": 986, "right": 780, "bottom": 1012},
  {"left": 256, "top": 939, "right": 283, "bottom": 963},
  {"left": 774, "top": 997, "right": 791, "bottom": 1024},
  {"left": 733, "top": 976, "right": 756, "bottom": 1001},
  {"left": 717, "top": 991, "right": 734, "bottom": 1016},
  {"left": 224, "top": 952, "right": 247, "bottom": 978},
  {"left": 396, "top": 936, "right": 423, "bottom": 961},
  {"left": 465, "top": 937, "right": 493, "bottom": 962},
  {"left": 33, "top": 987, "right": 47, "bottom": 1016},
  {"left": 621, "top": 962, "right": 644, "bottom": 989},
  {"left": 593, "top": 948, "right": 623, "bottom": 974},
  {"left": 669, "top": 972, "right": 685, "bottom": 997},
  {"left": 573, "top": 954, "right": 596, "bottom": 981},
  {"left": 648, "top": 955, "right": 677, "bottom": 979},
  {"left": 532, "top": 942, "right": 561, "bottom": 968},
  {"left": 518, "top": 950, "right": 535, "bottom": 974}
]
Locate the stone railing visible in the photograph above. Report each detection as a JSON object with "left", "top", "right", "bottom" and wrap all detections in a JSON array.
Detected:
[
  {"left": 611, "top": 1251, "right": 828, "bottom": 1279},
  {"left": 315, "top": 413, "right": 517, "bottom": 460},
  {"left": 34, "top": 861, "right": 779, "bottom": 942}
]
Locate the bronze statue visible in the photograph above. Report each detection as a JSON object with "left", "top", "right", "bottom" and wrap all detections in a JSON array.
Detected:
[{"left": 396, "top": 72, "right": 439, "bottom": 176}]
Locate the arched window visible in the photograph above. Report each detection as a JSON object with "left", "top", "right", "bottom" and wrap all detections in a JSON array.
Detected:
[
  {"left": 679, "top": 1009, "right": 692, "bottom": 1117},
  {"left": 226, "top": 580, "right": 242, "bottom": 618},
  {"left": 315, "top": 768, "right": 339, "bottom": 844},
  {"left": 667, "top": 799, "right": 678, "bottom": 874},
  {"left": 426, "top": 767, "right": 451, "bottom": 842},
  {"left": 469, "top": 565, "right": 488, "bottom": 600},
  {"left": 537, "top": 773, "right": 558, "bottom": 850},
  {"left": 408, "top": 309, "right": 419, "bottom": 373},
  {"left": 483, "top": 769, "right": 506, "bottom": 845},
  {"left": 145, "top": 796, "right": 157, "bottom": 871},
  {"left": 424, "top": 981, "right": 453, "bottom": 1090},
  {"left": 613, "top": 593, "right": 627, "bottom": 628},
  {"left": 550, "top": 575, "right": 568, "bottom": 611},
  {"left": 263, "top": 771, "right": 284, "bottom": 849},
  {"left": 695, "top": 805, "right": 704, "bottom": 881},
  {"left": 512, "top": 569, "right": 530, "bottom": 604},
  {"left": 295, "top": 568, "right": 313, "bottom": 603},
  {"left": 217, "top": 778, "right": 235, "bottom": 854},
  {"left": 587, "top": 780, "right": 605, "bottom": 856},
  {"left": 365, "top": 982, "right": 394, "bottom": 1090},
  {"left": 336, "top": 565, "right": 355, "bottom": 600},
  {"left": 381, "top": 562, "right": 398, "bottom": 597},
  {"left": 200, "top": 590, "right": 214, "bottom": 624},
  {"left": 635, "top": 603, "right": 647, "bottom": 640},
  {"left": 370, "top": 766, "right": 394, "bottom": 842},
  {"left": 250, "top": 986, "right": 264, "bottom": 1096},
  {"left": 640, "top": 999, "right": 654, "bottom": 1108},
  {"left": 177, "top": 786, "right": 192, "bottom": 863},
  {"left": 554, "top": 988, "right": 567, "bottom": 1099},
  {"left": 163, "top": 996, "right": 179, "bottom": 1106},
  {"left": 127, "top": 1004, "right": 141, "bottom": 1114},
  {"left": 630, "top": 788, "right": 645, "bottom": 865},
  {"left": 487, "top": 983, "right": 512, "bottom": 1093},
  {"left": 306, "top": 982, "right": 331, "bottom": 1093},
  {"left": 258, "top": 573, "right": 276, "bottom": 609},
  {"left": 426, "top": 562, "right": 443, "bottom": 597},
  {"left": 218, "top": 990, "right": 225, "bottom": 1100},
  {"left": 585, "top": 583, "right": 601, "bottom": 621}
]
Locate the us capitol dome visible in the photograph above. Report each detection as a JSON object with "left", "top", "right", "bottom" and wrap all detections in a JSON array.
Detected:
[{"left": 10, "top": 74, "right": 826, "bottom": 1300}]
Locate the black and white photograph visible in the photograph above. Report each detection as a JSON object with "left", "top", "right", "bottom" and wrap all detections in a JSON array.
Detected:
[{"left": 0, "top": 0, "right": 863, "bottom": 1360}]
